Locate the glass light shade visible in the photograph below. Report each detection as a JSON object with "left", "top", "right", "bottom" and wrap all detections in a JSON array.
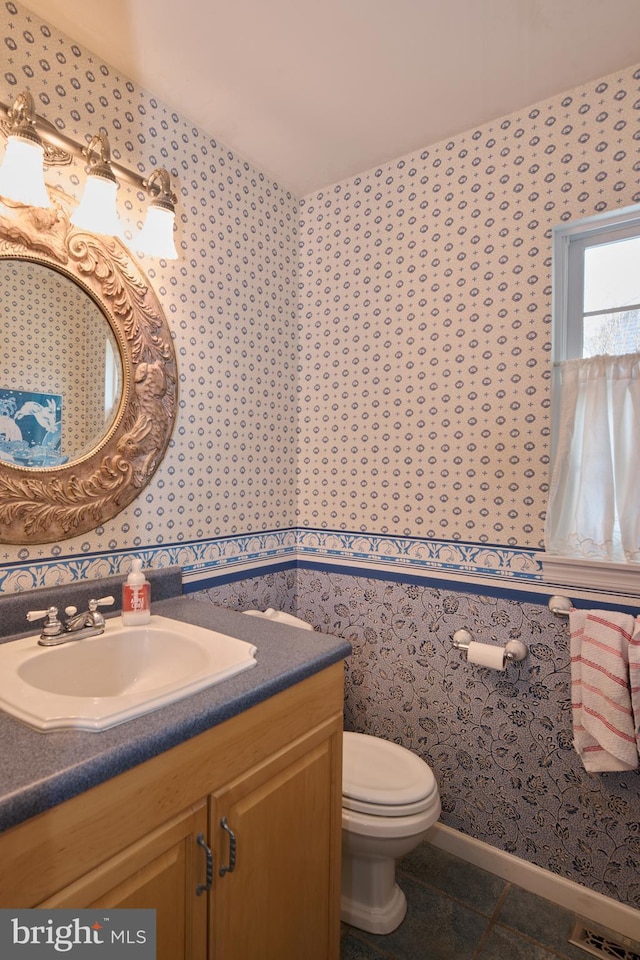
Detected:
[
  {"left": 71, "top": 174, "right": 123, "bottom": 237},
  {"left": 0, "top": 136, "right": 51, "bottom": 207},
  {"left": 136, "top": 203, "right": 178, "bottom": 259}
]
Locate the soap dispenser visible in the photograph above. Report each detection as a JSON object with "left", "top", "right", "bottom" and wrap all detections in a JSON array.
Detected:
[{"left": 122, "top": 557, "right": 151, "bottom": 625}]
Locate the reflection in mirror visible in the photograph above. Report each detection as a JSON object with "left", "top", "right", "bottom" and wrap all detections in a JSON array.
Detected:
[{"left": 0, "top": 260, "right": 122, "bottom": 468}]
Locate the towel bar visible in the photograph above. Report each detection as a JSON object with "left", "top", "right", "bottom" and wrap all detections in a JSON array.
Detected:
[{"left": 548, "top": 595, "right": 572, "bottom": 616}]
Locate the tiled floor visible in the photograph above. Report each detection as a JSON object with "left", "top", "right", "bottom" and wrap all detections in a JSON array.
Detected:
[{"left": 340, "top": 842, "right": 610, "bottom": 960}]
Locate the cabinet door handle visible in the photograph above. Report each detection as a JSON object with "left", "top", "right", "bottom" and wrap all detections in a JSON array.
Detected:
[
  {"left": 196, "top": 833, "right": 213, "bottom": 895},
  {"left": 219, "top": 816, "right": 236, "bottom": 876}
]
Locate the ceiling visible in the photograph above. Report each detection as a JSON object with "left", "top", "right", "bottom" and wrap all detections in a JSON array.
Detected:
[{"left": 18, "top": 0, "right": 640, "bottom": 196}]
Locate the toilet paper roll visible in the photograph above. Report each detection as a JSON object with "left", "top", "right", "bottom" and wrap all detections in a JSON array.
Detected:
[{"left": 466, "top": 640, "right": 506, "bottom": 671}]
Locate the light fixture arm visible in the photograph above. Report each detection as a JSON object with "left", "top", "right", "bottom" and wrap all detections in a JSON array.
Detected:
[
  {"left": 82, "top": 133, "right": 117, "bottom": 184},
  {"left": 143, "top": 168, "right": 177, "bottom": 211},
  {"left": 5, "top": 90, "right": 42, "bottom": 146}
]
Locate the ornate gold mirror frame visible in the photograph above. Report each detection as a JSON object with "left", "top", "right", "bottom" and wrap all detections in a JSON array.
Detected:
[{"left": 0, "top": 196, "right": 177, "bottom": 544}]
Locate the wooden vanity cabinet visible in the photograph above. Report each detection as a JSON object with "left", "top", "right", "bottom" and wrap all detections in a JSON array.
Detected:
[
  {"left": 41, "top": 801, "right": 209, "bottom": 959},
  {"left": 0, "top": 663, "right": 344, "bottom": 960},
  {"left": 210, "top": 719, "right": 339, "bottom": 960}
]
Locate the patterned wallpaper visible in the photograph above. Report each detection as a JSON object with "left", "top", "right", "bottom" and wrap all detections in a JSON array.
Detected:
[
  {"left": 296, "top": 65, "right": 640, "bottom": 548},
  {"left": 199, "top": 568, "right": 640, "bottom": 910}
]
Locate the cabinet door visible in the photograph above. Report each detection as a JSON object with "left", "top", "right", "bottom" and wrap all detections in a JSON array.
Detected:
[
  {"left": 40, "top": 802, "right": 208, "bottom": 960},
  {"left": 210, "top": 718, "right": 342, "bottom": 960}
]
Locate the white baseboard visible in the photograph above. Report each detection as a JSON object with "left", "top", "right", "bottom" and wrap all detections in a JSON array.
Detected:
[{"left": 429, "top": 823, "right": 640, "bottom": 943}]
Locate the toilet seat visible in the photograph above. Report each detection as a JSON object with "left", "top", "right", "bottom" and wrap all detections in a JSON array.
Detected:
[{"left": 342, "top": 732, "right": 439, "bottom": 817}]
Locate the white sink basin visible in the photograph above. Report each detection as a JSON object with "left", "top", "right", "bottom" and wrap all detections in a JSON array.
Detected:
[{"left": 0, "top": 615, "right": 257, "bottom": 731}]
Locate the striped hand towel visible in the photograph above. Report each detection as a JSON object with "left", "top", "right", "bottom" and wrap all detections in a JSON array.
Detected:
[
  {"left": 570, "top": 610, "right": 638, "bottom": 772},
  {"left": 632, "top": 618, "right": 640, "bottom": 755}
]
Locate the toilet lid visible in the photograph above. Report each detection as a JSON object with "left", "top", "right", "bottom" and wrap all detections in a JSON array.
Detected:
[
  {"left": 243, "top": 608, "right": 314, "bottom": 630},
  {"left": 342, "top": 732, "right": 438, "bottom": 815}
]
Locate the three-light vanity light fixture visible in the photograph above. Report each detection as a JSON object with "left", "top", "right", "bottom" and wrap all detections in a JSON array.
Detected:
[{"left": 0, "top": 89, "right": 178, "bottom": 259}]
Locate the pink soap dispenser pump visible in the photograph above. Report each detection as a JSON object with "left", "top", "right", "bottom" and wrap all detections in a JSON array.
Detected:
[{"left": 122, "top": 557, "right": 151, "bottom": 625}]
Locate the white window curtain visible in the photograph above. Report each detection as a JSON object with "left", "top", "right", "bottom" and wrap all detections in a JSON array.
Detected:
[{"left": 545, "top": 353, "right": 640, "bottom": 563}]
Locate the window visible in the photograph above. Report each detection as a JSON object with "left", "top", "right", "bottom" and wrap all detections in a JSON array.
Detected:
[{"left": 544, "top": 204, "right": 640, "bottom": 593}]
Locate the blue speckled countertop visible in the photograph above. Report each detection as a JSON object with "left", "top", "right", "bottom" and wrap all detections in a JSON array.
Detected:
[{"left": 0, "top": 595, "right": 351, "bottom": 834}]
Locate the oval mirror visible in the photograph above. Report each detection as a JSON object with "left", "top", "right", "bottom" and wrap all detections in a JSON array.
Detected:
[{"left": 0, "top": 196, "right": 177, "bottom": 544}]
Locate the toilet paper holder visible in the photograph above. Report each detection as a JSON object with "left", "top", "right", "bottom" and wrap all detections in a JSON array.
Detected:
[{"left": 452, "top": 629, "right": 528, "bottom": 663}]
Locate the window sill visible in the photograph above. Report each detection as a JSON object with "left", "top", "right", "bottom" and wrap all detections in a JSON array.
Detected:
[{"left": 541, "top": 555, "right": 640, "bottom": 596}]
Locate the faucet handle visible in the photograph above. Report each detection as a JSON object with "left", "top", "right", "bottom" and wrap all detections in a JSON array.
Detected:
[
  {"left": 26, "top": 605, "right": 58, "bottom": 623},
  {"left": 26, "top": 606, "right": 63, "bottom": 638},
  {"left": 89, "top": 596, "right": 115, "bottom": 611}
]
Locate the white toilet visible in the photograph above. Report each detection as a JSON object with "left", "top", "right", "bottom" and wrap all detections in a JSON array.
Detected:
[
  {"left": 243, "top": 609, "right": 441, "bottom": 935},
  {"left": 341, "top": 731, "right": 441, "bottom": 934}
]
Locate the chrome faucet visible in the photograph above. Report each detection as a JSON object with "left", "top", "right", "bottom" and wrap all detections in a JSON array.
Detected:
[{"left": 26, "top": 596, "right": 115, "bottom": 646}]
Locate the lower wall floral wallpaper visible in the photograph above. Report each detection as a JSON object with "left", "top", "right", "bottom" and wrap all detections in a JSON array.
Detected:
[{"left": 196, "top": 568, "right": 640, "bottom": 910}]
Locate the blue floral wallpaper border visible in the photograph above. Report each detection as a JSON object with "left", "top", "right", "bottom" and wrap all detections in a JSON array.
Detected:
[
  {"left": 0, "top": 528, "right": 543, "bottom": 595},
  {"left": 295, "top": 529, "right": 542, "bottom": 581},
  {"left": 0, "top": 530, "right": 293, "bottom": 594}
]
